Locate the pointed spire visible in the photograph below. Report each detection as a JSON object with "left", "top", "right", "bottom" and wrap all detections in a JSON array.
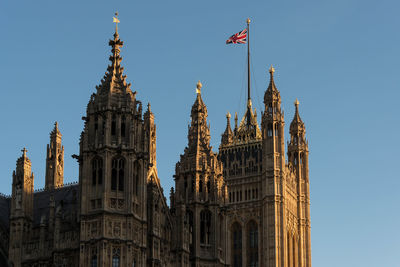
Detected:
[
  {"left": 188, "top": 81, "right": 210, "bottom": 151},
  {"left": 192, "top": 80, "right": 205, "bottom": 112},
  {"left": 264, "top": 64, "right": 281, "bottom": 107},
  {"left": 290, "top": 98, "right": 305, "bottom": 133},
  {"left": 292, "top": 98, "right": 303, "bottom": 123},
  {"left": 267, "top": 65, "right": 278, "bottom": 92},
  {"left": 221, "top": 112, "right": 234, "bottom": 145},
  {"left": 294, "top": 98, "right": 300, "bottom": 116},
  {"left": 144, "top": 102, "right": 154, "bottom": 119},
  {"left": 51, "top": 121, "right": 61, "bottom": 136},
  {"left": 95, "top": 13, "right": 132, "bottom": 97},
  {"left": 234, "top": 112, "right": 238, "bottom": 130}
]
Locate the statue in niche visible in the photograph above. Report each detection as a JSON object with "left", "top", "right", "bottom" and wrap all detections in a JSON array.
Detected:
[{"left": 57, "top": 154, "right": 63, "bottom": 177}]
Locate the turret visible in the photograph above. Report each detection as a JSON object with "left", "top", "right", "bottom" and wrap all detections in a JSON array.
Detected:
[
  {"left": 9, "top": 148, "right": 34, "bottom": 267},
  {"left": 10, "top": 148, "right": 34, "bottom": 219},
  {"left": 144, "top": 103, "right": 156, "bottom": 167},
  {"left": 287, "top": 99, "right": 311, "bottom": 267},
  {"left": 261, "top": 66, "right": 285, "bottom": 171},
  {"left": 78, "top": 15, "right": 150, "bottom": 266},
  {"left": 45, "top": 122, "right": 64, "bottom": 190},
  {"left": 187, "top": 81, "right": 211, "bottom": 153},
  {"left": 221, "top": 112, "right": 233, "bottom": 146},
  {"left": 288, "top": 99, "right": 309, "bottom": 180},
  {"left": 172, "top": 81, "right": 227, "bottom": 265}
]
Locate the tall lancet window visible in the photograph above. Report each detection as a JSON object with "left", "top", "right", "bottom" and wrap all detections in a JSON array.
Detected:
[
  {"left": 267, "top": 124, "right": 273, "bottom": 137},
  {"left": 133, "top": 161, "right": 139, "bottom": 196},
  {"left": 200, "top": 210, "right": 211, "bottom": 244},
  {"left": 112, "top": 248, "right": 120, "bottom": 267},
  {"left": 199, "top": 176, "right": 203, "bottom": 193},
  {"left": 121, "top": 116, "right": 126, "bottom": 137},
  {"left": 232, "top": 222, "right": 242, "bottom": 267},
  {"left": 247, "top": 220, "right": 258, "bottom": 267},
  {"left": 186, "top": 210, "right": 194, "bottom": 253},
  {"left": 111, "top": 115, "right": 117, "bottom": 136},
  {"left": 91, "top": 255, "right": 97, "bottom": 267},
  {"left": 92, "top": 157, "right": 103, "bottom": 186},
  {"left": 94, "top": 115, "right": 98, "bottom": 137},
  {"left": 111, "top": 157, "right": 125, "bottom": 191}
]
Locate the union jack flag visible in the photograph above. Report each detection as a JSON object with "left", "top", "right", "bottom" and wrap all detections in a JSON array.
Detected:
[{"left": 226, "top": 28, "right": 247, "bottom": 44}]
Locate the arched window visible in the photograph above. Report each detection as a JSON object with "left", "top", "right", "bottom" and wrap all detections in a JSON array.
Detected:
[
  {"left": 111, "top": 115, "right": 117, "bottom": 136},
  {"left": 184, "top": 177, "right": 188, "bottom": 191},
  {"left": 186, "top": 210, "right": 194, "bottom": 253},
  {"left": 267, "top": 124, "right": 273, "bottom": 137},
  {"left": 101, "top": 118, "right": 105, "bottom": 138},
  {"left": 112, "top": 248, "right": 120, "bottom": 267},
  {"left": 200, "top": 210, "right": 211, "bottom": 244},
  {"left": 92, "top": 157, "right": 103, "bottom": 186},
  {"left": 232, "top": 222, "right": 242, "bottom": 267},
  {"left": 111, "top": 157, "right": 125, "bottom": 191},
  {"left": 199, "top": 176, "right": 203, "bottom": 193},
  {"left": 133, "top": 161, "right": 139, "bottom": 196},
  {"left": 191, "top": 177, "right": 195, "bottom": 193},
  {"left": 121, "top": 116, "right": 126, "bottom": 138},
  {"left": 247, "top": 220, "right": 258, "bottom": 267},
  {"left": 268, "top": 103, "right": 273, "bottom": 114},
  {"left": 91, "top": 255, "right": 97, "bottom": 267},
  {"left": 94, "top": 116, "right": 98, "bottom": 132}
]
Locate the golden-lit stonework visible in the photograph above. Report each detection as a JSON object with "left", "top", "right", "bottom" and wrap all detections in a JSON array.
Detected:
[{"left": 0, "top": 25, "right": 311, "bottom": 267}]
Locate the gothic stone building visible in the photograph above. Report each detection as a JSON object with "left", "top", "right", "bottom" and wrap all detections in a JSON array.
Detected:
[{"left": 0, "top": 26, "right": 311, "bottom": 267}]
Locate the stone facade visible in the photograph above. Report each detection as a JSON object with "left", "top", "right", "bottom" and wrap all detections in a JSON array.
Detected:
[{"left": 0, "top": 27, "right": 311, "bottom": 267}]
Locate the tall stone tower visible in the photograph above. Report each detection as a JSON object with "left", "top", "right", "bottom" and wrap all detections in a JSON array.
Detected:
[
  {"left": 287, "top": 99, "right": 311, "bottom": 267},
  {"left": 219, "top": 66, "right": 311, "bottom": 267},
  {"left": 78, "top": 22, "right": 152, "bottom": 266},
  {"left": 171, "top": 81, "right": 228, "bottom": 266},
  {"left": 45, "top": 122, "right": 64, "bottom": 189},
  {"left": 219, "top": 75, "right": 263, "bottom": 266},
  {"left": 9, "top": 148, "right": 34, "bottom": 267},
  {"left": 260, "top": 66, "right": 287, "bottom": 266}
]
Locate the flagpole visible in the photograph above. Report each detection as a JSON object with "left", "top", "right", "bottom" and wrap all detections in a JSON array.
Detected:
[{"left": 247, "top": 18, "right": 251, "bottom": 107}]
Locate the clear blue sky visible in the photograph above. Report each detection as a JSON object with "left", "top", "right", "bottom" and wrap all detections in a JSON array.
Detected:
[{"left": 1, "top": 1, "right": 399, "bottom": 266}]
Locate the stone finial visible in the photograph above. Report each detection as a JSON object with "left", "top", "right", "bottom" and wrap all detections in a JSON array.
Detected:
[
  {"left": 113, "top": 12, "right": 120, "bottom": 34},
  {"left": 196, "top": 80, "right": 202, "bottom": 94},
  {"left": 294, "top": 98, "right": 300, "bottom": 107},
  {"left": 21, "top": 147, "right": 28, "bottom": 158},
  {"left": 269, "top": 65, "right": 275, "bottom": 75},
  {"left": 234, "top": 112, "right": 238, "bottom": 128},
  {"left": 226, "top": 112, "right": 231, "bottom": 119}
]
